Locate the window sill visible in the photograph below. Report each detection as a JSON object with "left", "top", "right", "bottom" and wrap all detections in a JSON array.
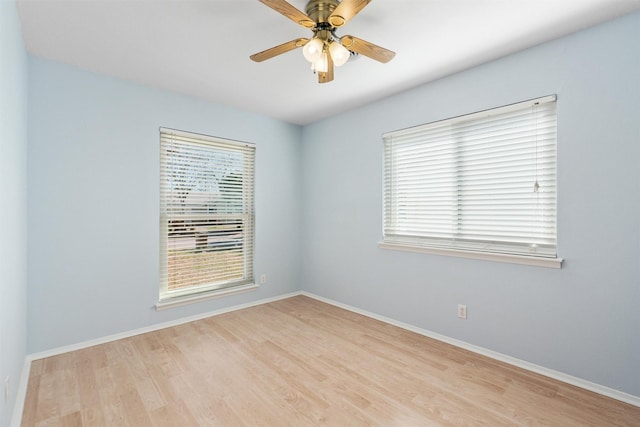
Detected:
[
  {"left": 156, "top": 283, "right": 260, "bottom": 310},
  {"left": 378, "top": 242, "right": 563, "bottom": 269}
]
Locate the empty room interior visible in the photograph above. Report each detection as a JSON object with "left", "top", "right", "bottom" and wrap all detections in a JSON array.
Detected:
[{"left": 2, "top": 0, "right": 640, "bottom": 425}]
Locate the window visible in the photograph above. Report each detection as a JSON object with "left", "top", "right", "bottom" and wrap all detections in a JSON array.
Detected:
[
  {"left": 382, "top": 95, "right": 561, "bottom": 267},
  {"left": 159, "top": 128, "right": 256, "bottom": 306}
]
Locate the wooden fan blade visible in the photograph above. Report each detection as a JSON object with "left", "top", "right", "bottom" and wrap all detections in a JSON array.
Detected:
[
  {"left": 258, "top": 0, "right": 316, "bottom": 28},
  {"left": 250, "top": 38, "right": 309, "bottom": 62},
  {"left": 341, "top": 35, "right": 395, "bottom": 63},
  {"left": 318, "top": 53, "right": 334, "bottom": 83},
  {"left": 328, "top": 0, "right": 371, "bottom": 27}
]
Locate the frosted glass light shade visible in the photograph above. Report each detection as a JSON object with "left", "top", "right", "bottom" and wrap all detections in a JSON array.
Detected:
[
  {"left": 303, "top": 38, "right": 324, "bottom": 62},
  {"left": 312, "top": 52, "right": 329, "bottom": 73},
  {"left": 329, "top": 41, "right": 350, "bottom": 67}
]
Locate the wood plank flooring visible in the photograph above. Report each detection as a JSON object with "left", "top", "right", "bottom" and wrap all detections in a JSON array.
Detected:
[{"left": 21, "top": 295, "right": 640, "bottom": 426}]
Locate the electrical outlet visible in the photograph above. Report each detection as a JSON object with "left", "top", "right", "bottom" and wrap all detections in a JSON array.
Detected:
[
  {"left": 260, "top": 274, "right": 267, "bottom": 284},
  {"left": 4, "top": 376, "right": 9, "bottom": 404},
  {"left": 457, "top": 304, "right": 467, "bottom": 319}
]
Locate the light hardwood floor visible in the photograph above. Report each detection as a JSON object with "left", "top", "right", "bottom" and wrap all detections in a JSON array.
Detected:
[{"left": 21, "top": 295, "right": 639, "bottom": 426}]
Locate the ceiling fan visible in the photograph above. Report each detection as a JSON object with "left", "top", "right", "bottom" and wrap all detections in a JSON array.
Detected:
[{"left": 250, "top": 0, "right": 395, "bottom": 83}]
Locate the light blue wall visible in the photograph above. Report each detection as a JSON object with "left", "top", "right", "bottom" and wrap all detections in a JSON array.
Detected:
[
  {"left": 27, "top": 57, "right": 303, "bottom": 353},
  {"left": 0, "top": 0, "right": 28, "bottom": 424},
  {"left": 301, "top": 12, "right": 640, "bottom": 396}
]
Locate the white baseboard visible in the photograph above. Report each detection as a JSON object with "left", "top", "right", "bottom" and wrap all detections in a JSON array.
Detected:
[
  {"left": 10, "top": 357, "right": 32, "bottom": 427},
  {"left": 28, "top": 291, "right": 302, "bottom": 361},
  {"left": 300, "top": 291, "right": 640, "bottom": 408}
]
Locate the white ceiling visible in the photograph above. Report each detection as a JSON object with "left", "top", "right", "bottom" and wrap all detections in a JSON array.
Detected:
[{"left": 17, "top": 0, "right": 640, "bottom": 125}]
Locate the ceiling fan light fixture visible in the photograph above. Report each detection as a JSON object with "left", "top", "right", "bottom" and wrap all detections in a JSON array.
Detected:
[
  {"left": 302, "top": 37, "right": 324, "bottom": 62},
  {"left": 312, "top": 51, "right": 329, "bottom": 73},
  {"left": 329, "top": 40, "right": 350, "bottom": 66}
]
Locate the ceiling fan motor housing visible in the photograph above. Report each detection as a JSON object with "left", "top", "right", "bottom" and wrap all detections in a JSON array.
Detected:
[{"left": 305, "top": 0, "right": 340, "bottom": 25}]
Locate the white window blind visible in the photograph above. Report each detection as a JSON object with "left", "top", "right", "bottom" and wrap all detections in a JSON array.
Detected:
[
  {"left": 383, "top": 95, "right": 557, "bottom": 260},
  {"left": 160, "top": 128, "right": 255, "bottom": 302}
]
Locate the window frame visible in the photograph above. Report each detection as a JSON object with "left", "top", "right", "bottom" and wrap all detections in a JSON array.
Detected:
[
  {"left": 380, "top": 96, "right": 562, "bottom": 268},
  {"left": 157, "top": 128, "right": 257, "bottom": 309}
]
